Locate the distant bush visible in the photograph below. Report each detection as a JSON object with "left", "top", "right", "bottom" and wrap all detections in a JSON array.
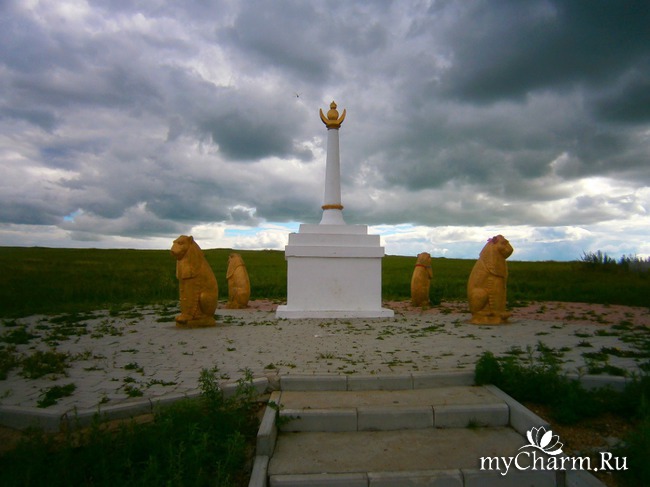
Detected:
[
  {"left": 580, "top": 250, "right": 617, "bottom": 268},
  {"left": 619, "top": 254, "right": 650, "bottom": 273},
  {"left": 580, "top": 250, "right": 650, "bottom": 273}
]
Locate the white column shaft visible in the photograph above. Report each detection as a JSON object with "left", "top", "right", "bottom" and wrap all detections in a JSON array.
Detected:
[
  {"left": 323, "top": 128, "right": 341, "bottom": 205},
  {"left": 320, "top": 127, "right": 346, "bottom": 225}
]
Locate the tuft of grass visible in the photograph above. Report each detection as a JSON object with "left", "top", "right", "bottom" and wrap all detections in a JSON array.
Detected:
[
  {"left": 123, "top": 384, "right": 143, "bottom": 397},
  {"left": 1, "top": 326, "right": 40, "bottom": 345},
  {"left": 20, "top": 350, "right": 70, "bottom": 379},
  {"left": 0, "top": 345, "right": 20, "bottom": 380},
  {"left": 124, "top": 362, "right": 144, "bottom": 374},
  {"left": 37, "top": 383, "right": 76, "bottom": 408},
  {"left": 267, "top": 400, "right": 295, "bottom": 428}
]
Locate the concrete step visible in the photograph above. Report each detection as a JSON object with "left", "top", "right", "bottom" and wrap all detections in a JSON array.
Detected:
[
  {"left": 249, "top": 375, "right": 606, "bottom": 487},
  {"left": 268, "top": 427, "right": 556, "bottom": 487},
  {"left": 277, "top": 386, "right": 509, "bottom": 432}
]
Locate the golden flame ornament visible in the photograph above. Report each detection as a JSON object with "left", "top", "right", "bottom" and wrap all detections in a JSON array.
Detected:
[{"left": 319, "top": 101, "right": 346, "bottom": 129}]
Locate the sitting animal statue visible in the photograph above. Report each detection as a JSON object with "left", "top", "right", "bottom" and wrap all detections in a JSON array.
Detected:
[
  {"left": 410, "top": 252, "right": 433, "bottom": 307},
  {"left": 170, "top": 235, "right": 218, "bottom": 328},
  {"left": 467, "top": 235, "right": 514, "bottom": 325},
  {"left": 225, "top": 252, "right": 250, "bottom": 309}
]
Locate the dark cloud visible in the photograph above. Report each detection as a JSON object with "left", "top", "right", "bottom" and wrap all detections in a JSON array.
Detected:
[
  {"left": 591, "top": 63, "right": 650, "bottom": 123},
  {"left": 439, "top": 1, "right": 650, "bottom": 104},
  {"left": 0, "top": 0, "right": 649, "bottom": 259},
  {"left": 199, "top": 109, "right": 297, "bottom": 161},
  {"left": 61, "top": 203, "right": 186, "bottom": 239},
  {"left": 220, "top": 2, "right": 330, "bottom": 82},
  {"left": 0, "top": 108, "right": 58, "bottom": 132},
  {"left": 0, "top": 201, "right": 59, "bottom": 226},
  {"left": 220, "top": 0, "right": 391, "bottom": 84}
]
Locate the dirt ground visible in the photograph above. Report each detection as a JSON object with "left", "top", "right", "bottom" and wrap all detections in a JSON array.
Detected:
[{"left": 250, "top": 298, "right": 650, "bottom": 327}]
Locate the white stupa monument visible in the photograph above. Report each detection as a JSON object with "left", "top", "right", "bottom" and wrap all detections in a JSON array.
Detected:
[{"left": 275, "top": 102, "right": 394, "bottom": 319}]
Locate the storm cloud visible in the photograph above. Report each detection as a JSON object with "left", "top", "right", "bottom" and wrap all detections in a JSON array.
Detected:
[{"left": 1, "top": 0, "right": 649, "bottom": 260}]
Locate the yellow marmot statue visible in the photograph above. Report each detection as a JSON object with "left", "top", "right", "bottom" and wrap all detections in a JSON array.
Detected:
[
  {"left": 467, "top": 235, "right": 514, "bottom": 325},
  {"left": 170, "top": 235, "right": 218, "bottom": 328},
  {"left": 225, "top": 253, "right": 250, "bottom": 309},
  {"left": 410, "top": 252, "right": 433, "bottom": 307}
]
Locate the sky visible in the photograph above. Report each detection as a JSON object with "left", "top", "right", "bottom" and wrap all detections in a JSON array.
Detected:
[{"left": 1, "top": 0, "right": 649, "bottom": 261}]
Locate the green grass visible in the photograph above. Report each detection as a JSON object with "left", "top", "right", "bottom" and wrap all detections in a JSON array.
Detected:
[
  {"left": 0, "top": 345, "right": 20, "bottom": 380},
  {"left": 20, "top": 350, "right": 70, "bottom": 379},
  {"left": 1, "top": 247, "right": 649, "bottom": 318},
  {"left": 0, "top": 368, "right": 259, "bottom": 487},
  {"left": 0, "top": 247, "right": 286, "bottom": 317}
]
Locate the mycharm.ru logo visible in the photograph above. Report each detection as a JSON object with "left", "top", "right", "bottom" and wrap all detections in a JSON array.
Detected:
[{"left": 480, "top": 426, "right": 628, "bottom": 477}]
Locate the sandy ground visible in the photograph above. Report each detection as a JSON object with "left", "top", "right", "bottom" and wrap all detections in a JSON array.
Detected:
[
  {"left": 387, "top": 300, "right": 650, "bottom": 326},
  {"left": 247, "top": 299, "right": 650, "bottom": 325},
  {"left": 249, "top": 300, "right": 650, "bottom": 327}
]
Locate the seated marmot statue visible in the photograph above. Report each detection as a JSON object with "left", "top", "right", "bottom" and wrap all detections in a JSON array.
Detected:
[
  {"left": 467, "top": 235, "right": 514, "bottom": 325},
  {"left": 170, "top": 235, "right": 218, "bottom": 328},
  {"left": 410, "top": 252, "right": 433, "bottom": 307},
  {"left": 225, "top": 253, "right": 250, "bottom": 309}
]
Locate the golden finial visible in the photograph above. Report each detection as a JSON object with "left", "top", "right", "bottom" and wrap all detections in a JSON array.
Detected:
[{"left": 319, "top": 100, "right": 346, "bottom": 129}]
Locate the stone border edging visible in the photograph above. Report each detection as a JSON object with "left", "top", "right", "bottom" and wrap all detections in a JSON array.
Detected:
[{"left": 0, "top": 377, "right": 270, "bottom": 431}]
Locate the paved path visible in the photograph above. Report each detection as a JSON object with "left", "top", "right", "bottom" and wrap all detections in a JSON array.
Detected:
[{"left": 0, "top": 302, "right": 648, "bottom": 414}]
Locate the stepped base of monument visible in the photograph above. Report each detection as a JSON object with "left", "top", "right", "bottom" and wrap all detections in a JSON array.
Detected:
[
  {"left": 277, "top": 223, "right": 393, "bottom": 320},
  {"left": 275, "top": 306, "right": 394, "bottom": 319}
]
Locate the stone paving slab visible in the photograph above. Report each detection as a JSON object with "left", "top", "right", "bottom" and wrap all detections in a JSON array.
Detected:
[
  {"left": 357, "top": 405, "right": 435, "bottom": 431},
  {"left": 270, "top": 472, "right": 368, "bottom": 487},
  {"left": 281, "top": 408, "right": 358, "bottom": 432},
  {"left": 433, "top": 403, "right": 509, "bottom": 428},
  {"left": 461, "top": 468, "right": 556, "bottom": 487},
  {"left": 267, "top": 428, "right": 527, "bottom": 475},
  {"left": 277, "top": 386, "right": 503, "bottom": 409},
  {"left": 1, "top": 303, "right": 647, "bottom": 418},
  {"left": 367, "top": 469, "right": 463, "bottom": 487}
]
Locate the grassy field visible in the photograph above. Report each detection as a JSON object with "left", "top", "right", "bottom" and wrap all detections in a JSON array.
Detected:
[{"left": 1, "top": 246, "right": 649, "bottom": 318}]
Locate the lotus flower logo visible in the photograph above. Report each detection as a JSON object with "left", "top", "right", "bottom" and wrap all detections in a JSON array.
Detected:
[{"left": 520, "top": 426, "right": 563, "bottom": 456}]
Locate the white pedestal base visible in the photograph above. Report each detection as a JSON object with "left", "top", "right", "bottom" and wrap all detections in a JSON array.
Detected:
[{"left": 276, "top": 224, "right": 394, "bottom": 319}]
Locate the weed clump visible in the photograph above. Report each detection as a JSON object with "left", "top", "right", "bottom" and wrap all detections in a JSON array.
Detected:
[
  {"left": 475, "top": 350, "right": 643, "bottom": 423},
  {"left": 0, "top": 367, "right": 260, "bottom": 486},
  {"left": 1, "top": 326, "right": 39, "bottom": 345},
  {"left": 20, "top": 350, "right": 70, "bottom": 379},
  {"left": 475, "top": 351, "right": 650, "bottom": 486},
  {"left": 37, "top": 383, "right": 76, "bottom": 408},
  {"left": 0, "top": 345, "right": 20, "bottom": 380}
]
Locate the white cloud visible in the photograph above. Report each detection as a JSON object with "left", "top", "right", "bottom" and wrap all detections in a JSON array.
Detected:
[{"left": 187, "top": 221, "right": 295, "bottom": 250}]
